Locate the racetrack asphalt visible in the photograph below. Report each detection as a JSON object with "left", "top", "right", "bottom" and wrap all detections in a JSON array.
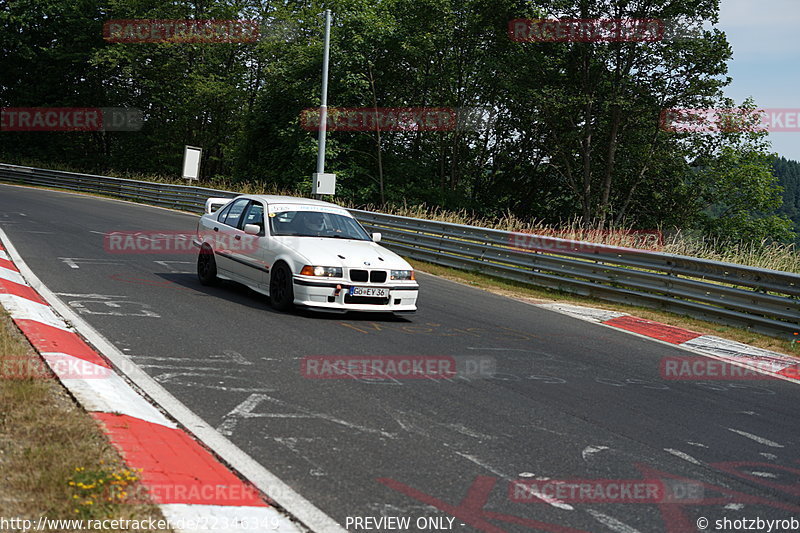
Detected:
[{"left": 2, "top": 182, "right": 799, "bottom": 533}]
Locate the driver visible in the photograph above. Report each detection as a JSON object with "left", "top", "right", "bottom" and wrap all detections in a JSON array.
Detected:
[{"left": 301, "top": 212, "right": 325, "bottom": 233}]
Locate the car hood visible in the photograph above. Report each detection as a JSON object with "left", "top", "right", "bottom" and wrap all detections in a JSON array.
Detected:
[{"left": 276, "top": 237, "right": 411, "bottom": 270}]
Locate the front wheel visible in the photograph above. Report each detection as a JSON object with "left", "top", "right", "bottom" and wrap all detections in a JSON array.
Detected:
[
  {"left": 197, "top": 246, "right": 218, "bottom": 286},
  {"left": 269, "top": 263, "right": 294, "bottom": 311}
]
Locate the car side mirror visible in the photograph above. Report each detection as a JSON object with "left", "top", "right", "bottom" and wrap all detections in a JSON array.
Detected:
[
  {"left": 372, "top": 232, "right": 382, "bottom": 243},
  {"left": 244, "top": 224, "right": 261, "bottom": 235}
]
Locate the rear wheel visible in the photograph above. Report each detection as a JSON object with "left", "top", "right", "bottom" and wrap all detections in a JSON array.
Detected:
[
  {"left": 197, "top": 246, "right": 218, "bottom": 286},
  {"left": 270, "top": 262, "right": 294, "bottom": 311}
]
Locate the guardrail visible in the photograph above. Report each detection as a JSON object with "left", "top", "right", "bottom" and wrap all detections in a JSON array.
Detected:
[{"left": 2, "top": 162, "right": 798, "bottom": 340}]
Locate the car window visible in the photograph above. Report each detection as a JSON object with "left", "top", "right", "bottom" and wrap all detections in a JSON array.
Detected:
[
  {"left": 222, "top": 198, "right": 249, "bottom": 227},
  {"left": 240, "top": 202, "right": 265, "bottom": 232},
  {"left": 269, "top": 209, "right": 371, "bottom": 240},
  {"left": 216, "top": 202, "right": 233, "bottom": 222}
]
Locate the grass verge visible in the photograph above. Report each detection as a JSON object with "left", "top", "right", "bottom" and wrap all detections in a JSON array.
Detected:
[
  {"left": 409, "top": 258, "right": 799, "bottom": 357},
  {"left": 0, "top": 308, "right": 171, "bottom": 532}
]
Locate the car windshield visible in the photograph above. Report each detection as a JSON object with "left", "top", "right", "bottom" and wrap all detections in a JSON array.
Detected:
[{"left": 269, "top": 210, "right": 372, "bottom": 240}]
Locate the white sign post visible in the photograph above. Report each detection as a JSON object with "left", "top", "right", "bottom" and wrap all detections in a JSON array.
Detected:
[{"left": 182, "top": 145, "right": 202, "bottom": 183}]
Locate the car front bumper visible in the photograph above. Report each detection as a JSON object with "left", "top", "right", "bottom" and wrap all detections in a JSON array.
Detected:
[{"left": 292, "top": 277, "right": 418, "bottom": 312}]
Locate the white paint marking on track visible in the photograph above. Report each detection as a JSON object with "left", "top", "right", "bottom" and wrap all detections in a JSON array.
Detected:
[
  {"left": 582, "top": 445, "right": 610, "bottom": 461},
  {"left": 749, "top": 471, "right": 778, "bottom": 479},
  {"left": 586, "top": 509, "right": 644, "bottom": 533},
  {"left": 58, "top": 257, "right": 124, "bottom": 269},
  {"left": 760, "top": 452, "right": 778, "bottom": 460},
  {"left": 728, "top": 428, "right": 784, "bottom": 448},
  {"left": 687, "top": 441, "right": 708, "bottom": 448},
  {"left": 664, "top": 448, "right": 703, "bottom": 465},
  {"left": 0, "top": 250, "right": 10, "bottom": 260},
  {"left": 478, "top": 458, "right": 574, "bottom": 512}
]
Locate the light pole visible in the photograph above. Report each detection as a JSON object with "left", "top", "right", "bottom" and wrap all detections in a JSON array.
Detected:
[{"left": 312, "top": 9, "right": 335, "bottom": 198}]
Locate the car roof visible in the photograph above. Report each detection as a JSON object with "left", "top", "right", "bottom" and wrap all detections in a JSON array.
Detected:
[{"left": 237, "top": 194, "right": 344, "bottom": 209}]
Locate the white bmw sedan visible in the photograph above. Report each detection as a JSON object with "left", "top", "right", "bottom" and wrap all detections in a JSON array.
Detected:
[{"left": 194, "top": 195, "right": 419, "bottom": 313}]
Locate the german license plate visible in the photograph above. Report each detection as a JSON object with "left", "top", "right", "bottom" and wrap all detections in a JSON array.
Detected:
[{"left": 350, "top": 286, "right": 388, "bottom": 298}]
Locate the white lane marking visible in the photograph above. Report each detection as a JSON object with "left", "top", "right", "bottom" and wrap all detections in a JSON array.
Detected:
[
  {"left": 518, "top": 472, "right": 536, "bottom": 478},
  {"left": 55, "top": 292, "right": 128, "bottom": 299},
  {"left": 0, "top": 266, "right": 27, "bottom": 285},
  {"left": 739, "top": 411, "right": 758, "bottom": 416},
  {"left": 454, "top": 452, "right": 509, "bottom": 480},
  {"left": 273, "top": 437, "right": 327, "bottom": 477},
  {"left": 582, "top": 445, "right": 610, "bottom": 461},
  {"left": 444, "top": 423, "right": 496, "bottom": 441},
  {"left": 470, "top": 457, "right": 573, "bottom": 512},
  {"left": 2, "top": 226, "right": 342, "bottom": 533},
  {"left": 217, "top": 393, "right": 396, "bottom": 439},
  {"left": 728, "top": 428, "right": 784, "bottom": 448},
  {"left": 687, "top": 441, "right": 708, "bottom": 448},
  {"left": 760, "top": 452, "right": 778, "bottom": 460},
  {"left": 507, "top": 479, "right": 574, "bottom": 511},
  {"left": 153, "top": 373, "right": 275, "bottom": 393},
  {"left": 0, "top": 294, "right": 71, "bottom": 331},
  {"left": 664, "top": 448, "right": 703, "bottom": 465},
  {"left": 749, "top": 471, "right": 778, "bottom": 478},
  {"left": 65, "top": 298, "right": 160, "bottom": 318},
  {"left": 725, "top": 503, "right": 745, "bottom": 510},
  {"left": 58, "top": 257, "right": 124, "bottom": 269},
  {"left": 586, "top": 509, "right": 644, "bottom": 533},
  {"left": 159, "top": 504, "right": 303, "bottom": 533},
  {"left": 154, "top": 260, "right": 194, "bottom": 273}
]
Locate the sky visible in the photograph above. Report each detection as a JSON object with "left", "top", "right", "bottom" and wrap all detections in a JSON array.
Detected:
[{"left": 717, "top": 0, "right": 800, "bottom": 161}]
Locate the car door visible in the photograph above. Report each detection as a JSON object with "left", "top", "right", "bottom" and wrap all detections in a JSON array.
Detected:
[
  {"left": 229, "top": 200, "right": 270, "bottom": 285},
  {"left": 213, "top": 197, "right": 250, "bottom": 274}
]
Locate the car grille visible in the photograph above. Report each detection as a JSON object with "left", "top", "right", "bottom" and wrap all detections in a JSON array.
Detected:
[
  {"left": 349, "top": 269, "right": 387, "bottom": 283},
  {"left": 349, "top": 269, "right": 368, "bottom": 282}
]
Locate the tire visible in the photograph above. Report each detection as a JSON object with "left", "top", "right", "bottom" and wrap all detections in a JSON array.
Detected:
[
  {"left": 269, "top": 262, "right": 294, "bottom": 311},
  {"left": 197, "top": 245, "right": 218, "bottom": 286}
]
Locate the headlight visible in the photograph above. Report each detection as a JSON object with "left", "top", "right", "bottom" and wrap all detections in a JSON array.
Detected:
[
  {"left": 390, "top": 270, "right": 415, "bottom": 280},
  {"left": 300, "top": 265, "right": 343, "bottom": 277}
]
